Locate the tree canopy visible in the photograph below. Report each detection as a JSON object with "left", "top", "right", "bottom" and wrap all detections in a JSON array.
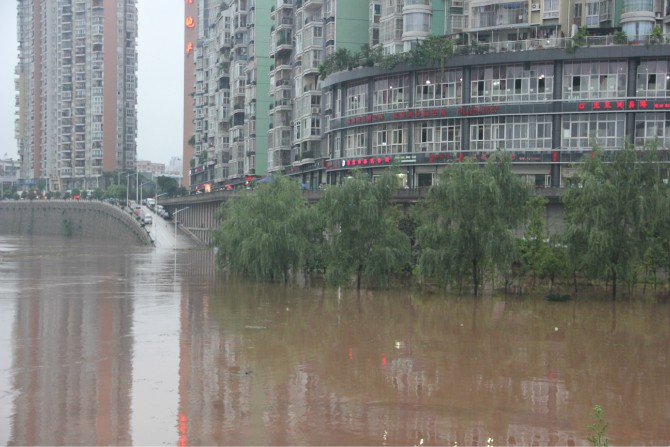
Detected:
[
  {"left": 212, "top": 175, "right": 312, "bottom": 282},
  {"left": 317, "top": 171, "right": 411, "bottom": 289},
  {"left": 563, "top": 146, "right": 668, "bottom": 299},
  {"left": 415, "top": 154, "right": 528, "bottom": 295}
]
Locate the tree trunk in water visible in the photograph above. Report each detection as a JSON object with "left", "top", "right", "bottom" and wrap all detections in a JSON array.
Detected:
[
  {"left": 356, "top": 265, "right": 363, "bottom": 291},
  {"left": 611, "top": 268, "right": 617, "bottom": 301},
  {"left": 472, "top": 259, "right": 479, "bottom": 296}
]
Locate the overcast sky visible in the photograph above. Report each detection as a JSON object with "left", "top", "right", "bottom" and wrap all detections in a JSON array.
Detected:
[{"left": 0, "top": 0, "right": 184, "bottom": 167}]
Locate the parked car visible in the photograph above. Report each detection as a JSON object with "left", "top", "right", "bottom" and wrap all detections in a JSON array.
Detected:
[{"left": 143, "top": 215, "right": 153, "bottom": 225}]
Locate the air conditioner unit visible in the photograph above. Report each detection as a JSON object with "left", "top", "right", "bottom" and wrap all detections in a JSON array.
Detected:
[
  {"left": 656, "top": 11, "right": 662, "bottom": 18},
  {"left": 531, "top": 3, "right": 540, "bottom": 11}
]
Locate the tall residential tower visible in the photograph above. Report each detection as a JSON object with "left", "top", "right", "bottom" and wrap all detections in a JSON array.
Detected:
[{"left": 15, "top": 0, "right": 138, "bottom": 192}]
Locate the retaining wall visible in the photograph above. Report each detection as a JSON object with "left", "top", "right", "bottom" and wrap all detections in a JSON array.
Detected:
[{"left": 0, "top": 200, "right": 153, "bottom": 246}]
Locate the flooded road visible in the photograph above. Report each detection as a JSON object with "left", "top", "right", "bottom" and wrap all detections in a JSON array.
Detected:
[{"left": 0, "top": 235, "right": 668, "bottom": 445}]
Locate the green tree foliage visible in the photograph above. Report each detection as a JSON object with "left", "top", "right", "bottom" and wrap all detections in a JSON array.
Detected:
[
  {"left": 415, "top": 154, "right": 528, "bottom": 295},
  {"left": 156, "top": 176, "right": 179, "bottom": 197},
  {"left": 408, "top": 35, "right": 454, "bottom": 68},
  {"left": 318, "top": 171, "right": 411, "bottom": 289},
  {"left": 212, "top": 176, "right": 312, "bottom": 282},
  {"left": 92, "top": 188, "right": 105, "bottom": 200},
  {"left": 564, "top": 146, "right": 664, "bottom": 299},
  {"left": 522, "top": 196, "right": 569, "bottom": 292},
  {"left": 105, "top": 184, "right": 127, "bottom": 200},
  {"left": 319, "top": 37, "right": 455, "bottom": 78}
]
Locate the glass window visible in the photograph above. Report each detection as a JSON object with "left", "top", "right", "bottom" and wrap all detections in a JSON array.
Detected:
[
  {"left": 373, "top": 75, "right": 409, "bottom": 111},
  {"left": 471, "top": 63, "right": 553, "bottom": 103},
  {"left": 561, "top": 113, "right": 625, "bottom": 149},
  {"left": 637, "top": 60, "right": 670, "bottom": 97},
  {"left": 634, "top": 112, "right": 670, "bottom": 147},
  {"left": 563, "top": 61, "right": 627, "bottom": 100},
  {"left": 373, "top": 123, "right": 406, "bottom": 154},
  {"left": 415, "top": 69, "right": 463, "bottom": 106},
  {"left": 345, "top": 82, "right": 368, "bottom": 116}
]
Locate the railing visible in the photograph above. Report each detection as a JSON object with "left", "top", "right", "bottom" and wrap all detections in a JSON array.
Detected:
[{"left": 453, "top": 34, "right": 669, "bottom": 55}]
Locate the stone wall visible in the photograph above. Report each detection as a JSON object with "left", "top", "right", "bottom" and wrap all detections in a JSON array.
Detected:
[{"left": 0, "top": 200, "right": 152, "bottom": 246}]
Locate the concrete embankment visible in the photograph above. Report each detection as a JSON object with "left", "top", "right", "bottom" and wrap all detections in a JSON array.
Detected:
[{"left": 0, "top": 200, "right": 152, "bottom": 246}]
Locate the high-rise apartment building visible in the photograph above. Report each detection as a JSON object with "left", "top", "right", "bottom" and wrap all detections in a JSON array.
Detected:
[
  {"left": 187, "top": 0, "right": 274, "bottom": 192},
  {"left": 185, "top": 0, "right": 670, "bottom": 191},
  {"left": 15, "top": 0, "right": 138, "bottom": 192},
  {"left": 267, "top": 0, "right": 368, "bottom": 177}
]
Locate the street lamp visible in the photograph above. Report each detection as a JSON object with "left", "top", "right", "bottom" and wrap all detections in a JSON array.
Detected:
[
  {"left": 140, "top": 181, "right": 152, "bottom": 205},
  {"left": 173, "top": 207, "right": 190, "bottom": 250},
  {"left": 153, "top": 192, "right": 168, "bottom": 245},
  {"left": 123, "top": 171, "right": 138, "bottom": 208}
]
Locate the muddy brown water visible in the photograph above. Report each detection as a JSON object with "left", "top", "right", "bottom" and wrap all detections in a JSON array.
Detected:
[{"left": 0, "top": 235, "right": 668, "bottom": 445}]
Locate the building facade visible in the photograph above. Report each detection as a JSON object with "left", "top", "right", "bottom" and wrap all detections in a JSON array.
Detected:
[
  {"left": 318, "top": 43, "right": 670, "bottom": 189},
  {"left": 187, "top": 0, "right": 274, "bottom": 192},
  {"left": 185, "top": 0, "right": 670, "bottom": 192},
  {"left": 15, "top": 0, "right": 138, "bottom": 192}
]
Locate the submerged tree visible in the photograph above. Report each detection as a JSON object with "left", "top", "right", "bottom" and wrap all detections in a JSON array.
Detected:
[
  {"left": 564, "top": 146, "right": 665, "bottom": 299},
  {"left": 318, "top": 170, "right": 411, "bottom": 289},
  {"left": 212, "top": 175, "right": 312, "bottom": 282},
  {"left": 415, "top": 153, "right": 528, "bottom": 295},
  {"left": 522, "top": 196, "right": 569, "bottom": 292}
]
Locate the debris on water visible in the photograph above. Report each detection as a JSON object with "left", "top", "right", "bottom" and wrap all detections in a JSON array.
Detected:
[{"left": 244, "top": 325, "right": 267, "bottom": 330}]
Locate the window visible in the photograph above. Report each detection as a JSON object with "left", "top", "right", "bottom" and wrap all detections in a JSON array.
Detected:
[
  {"left": 373, "top": 75, "right": 408, "bottom": 111},
  {"left": 415, "top": 69, "right": 463, "bottom": 106},
  {"left": 471, "top": 63, "right": 553, "bottom": 103},
  {"left": 637, "top": 60, "right": 670, "bottom": 97},
  {"left": 469, "top": 116, "right": 552, "bottom": 151},
  {"left": 563, "top": 61, "right": 627, "bottom": 99},
  {"left": 374, "top": 123, "right": 406, "bottom": 154},
  {"left": 635, "top": 112, "right": 670, "bottom": 147},
  {"left": 439, "top": 121, "right": 461, "bottom": 151},
  {"left": 344, "top": 128, "right": 367, "bottom": 157},
  {"left": 345, "top": 82, "right": 367, "bottom": 116},
  {"left": 562, "top": 113, "right": 625, "bottom": 149}
]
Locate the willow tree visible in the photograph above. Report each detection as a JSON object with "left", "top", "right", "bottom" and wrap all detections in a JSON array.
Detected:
[
  {"left": 212, "top": 176, "right": 312, "bottom": 282},
  {"left": 415, "top": 154, "right": 528, "bottom": 295},
  {"left": 318, "top": 171, "right": 411, "bottom": 289},
  {"left": 564, "top": 146, "right": 665, "bottom": 299}
]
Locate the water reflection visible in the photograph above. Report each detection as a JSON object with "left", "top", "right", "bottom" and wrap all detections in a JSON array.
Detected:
[
  {"left": 4, "top": 236, "right": 137, "bottom": 445},
  {"left": 0, "top": 236, "right": 669, "bottom": 445}
]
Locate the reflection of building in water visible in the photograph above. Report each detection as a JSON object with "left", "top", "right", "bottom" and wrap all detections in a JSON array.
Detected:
[
  {"left": 172, "top": 263, "right": 587, "bottom": 445},
  {"left": 521, "top": 376, "right": 569, "bottom": 415},
  {"left": 9, "top": 243, "right": 133, "bottom": 445}
]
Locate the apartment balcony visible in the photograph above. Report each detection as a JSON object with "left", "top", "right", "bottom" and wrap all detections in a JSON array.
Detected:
[
  {"left": 233, "top": 36, "right": 248, "bottom": 51},
  {"left": 273, "top": 0, "right": 292, "bottom": 13},
  {"left": 274, "top": 98, "right": 292, "bottom": 111},
  {"left": 303, "top": 0, "right": 322, "bottom": 12},
  {"left": 234, "top": 13, "right": 248, "bottom": 33},
  {"left": 304, "top": 35, "right": 324, "bottom": 49},
  {"left": 272, "top": 110, "right": 291, "bottom": 127},
  {"left": 271, "top": 34, "right": 293, "bottom": 55},
  {"left": 470, "top": 4, "right": 529, "bottom": 32},
  {"left": 272, "top": 60, "right": 292, "bottom": 75},
  {"left": 275, "top": 14, "right": 293, "bottom": 30},
  {"left": 304, "top": 15, "right": 322, "bottom": 27},
  {"left": 301, "top": 61, "right": 320, "bottom": 76},
  {"left": 271, "top": 78, "right": 292, "bottom": 96},
  {"left": 275, "top": 78, "right": 293, "bottom": 90}
]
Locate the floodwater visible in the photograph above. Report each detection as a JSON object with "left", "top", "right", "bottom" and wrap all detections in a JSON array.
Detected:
[{"left": 0, "top": 235, "right": 669, "bottom": 446}]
